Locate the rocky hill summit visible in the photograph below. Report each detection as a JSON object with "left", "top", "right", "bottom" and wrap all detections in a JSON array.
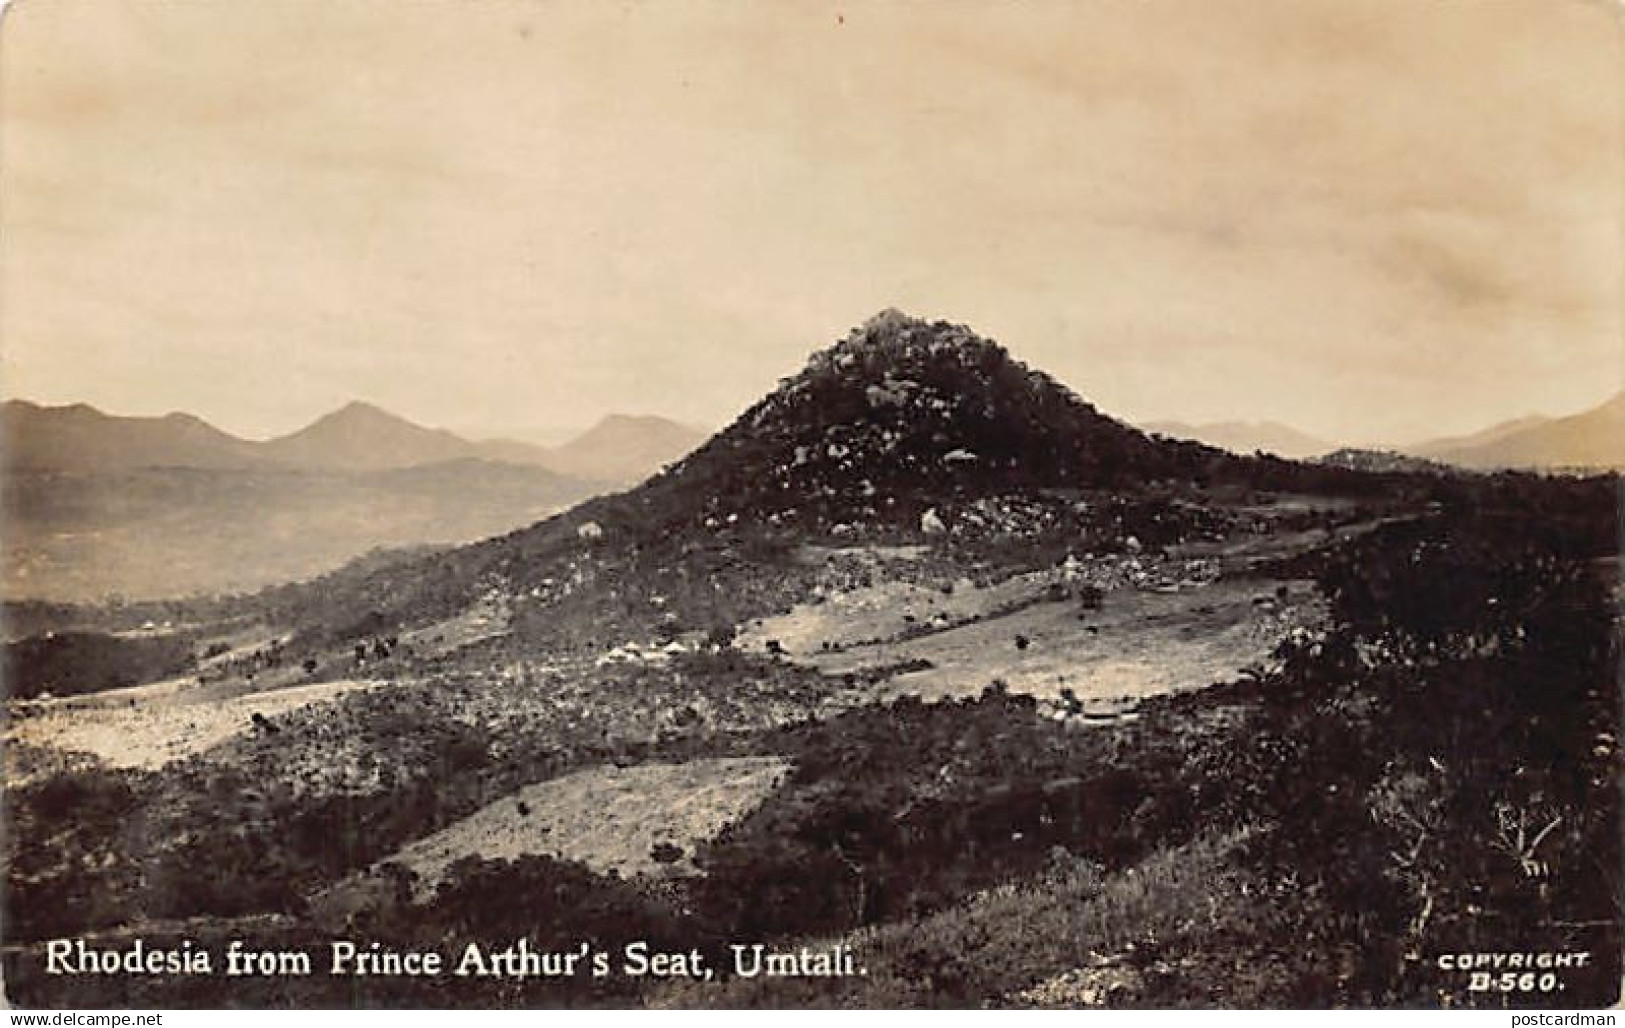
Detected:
[{"left": 652, "top": 309, "right": 1213, "bottom": 531}]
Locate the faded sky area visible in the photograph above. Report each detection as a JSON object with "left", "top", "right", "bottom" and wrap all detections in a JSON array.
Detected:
[{"left": 1, "top": 0, "right": 1621, "bottom": 444}]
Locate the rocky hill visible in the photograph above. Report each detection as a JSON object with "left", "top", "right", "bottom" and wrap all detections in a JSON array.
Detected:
[{"left": 652, "top": 309, "right": 1233, "bottom": 528}]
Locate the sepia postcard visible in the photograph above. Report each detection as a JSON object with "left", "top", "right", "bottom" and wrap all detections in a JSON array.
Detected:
[{"left": 1, "top": 0, "right": 1621, "bottom": 1010}]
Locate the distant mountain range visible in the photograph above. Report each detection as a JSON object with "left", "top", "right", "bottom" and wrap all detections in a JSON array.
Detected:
[
  {"left": 1144, "top": 391, "right": 1625, "bottom": 471},
  {"left": 2, "top": 399, "right": 701, "bottom": 483},
  {"left": 1, "top": 402, "right": 266, "bottom": 471},
  {"left": 1, "top": 399, "right": 705, "bottom": 601},
  {"left": 1405, "top": 392, "right": 1625, "bottom": 471},
  {"left": 1406, "top": 415, "right": 1550, "bottom": 462}
]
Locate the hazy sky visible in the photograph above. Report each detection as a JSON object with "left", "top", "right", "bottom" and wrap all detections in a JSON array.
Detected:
[{"left": 2, "top": 0, "right": 1621, "bottom": 445}]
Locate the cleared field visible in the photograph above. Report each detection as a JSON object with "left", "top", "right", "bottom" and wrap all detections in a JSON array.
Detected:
[
  {"left": 381, "top": 756, "right": 791, "bottom": 898},
  {"left": 803, "top": 579, "right": 1324, "bottom": 712},
  {"left": 6, "top": 678, "right": 381, "bottom": 774},
  {"left": 738, "top": 565, "right": 1073, "bottom": 657}
]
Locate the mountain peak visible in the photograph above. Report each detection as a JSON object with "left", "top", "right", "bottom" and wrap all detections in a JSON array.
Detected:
[
  {"left": 588, "top": 413, "right": 690, "bottom": 432},
  {"left": 317, "top": 400, "right": 406, "bottom": 425},
  {"left": 263, "top": 401, "right": 471, "bottom": 470},
  {"left": 43, "top": 401, "right": 107, "bottom": 420},
  {"left": 657, "top": 314, "right": 1196, "bottom": 527},
  {"left": 544, "top": 413, "right": 708, "bottom": 485},
  {"left": 854, "top": 306, "right": 927, "bottom": 338},
  {"left": 827, "top": 309, "right": 999, "bottom": 361}
]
